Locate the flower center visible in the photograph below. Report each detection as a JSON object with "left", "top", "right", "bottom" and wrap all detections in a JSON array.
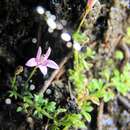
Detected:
[{"left": 36, "top": 56, "right": 48, "bottom": 66}]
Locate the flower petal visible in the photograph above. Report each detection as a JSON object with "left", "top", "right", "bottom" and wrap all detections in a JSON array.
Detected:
[
  {"left": 44, "top": 47, "right": 51, "bottom": 60},
  {"left": 47, "top": 60, "right": 59, "bottom": 69},
  {"left": 87, "top": 0, "right": 93, "bottom": 8},
  {"left": 87, "top": 0, "right": 97, "bottom": 9},
  {"left": 38, "top": 65, "right": 47, "bottom": 75},
  {"left": 25, "top": 58, "right": 37, "bottom": 67},
  {"left": 36, "top": 46, "right": 42, "bottom": 60}
]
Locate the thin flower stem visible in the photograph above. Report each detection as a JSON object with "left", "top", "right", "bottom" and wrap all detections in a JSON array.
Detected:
[
  {"left": 25, "top": 67, "right": 37, "bottom": 87},
  {"left": 77, "top": 6, "right": 91, "bottom": 32}
]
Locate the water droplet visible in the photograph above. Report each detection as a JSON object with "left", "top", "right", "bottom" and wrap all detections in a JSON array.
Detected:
[
  {"left": 46, "top": 89, "right": 52, "bottom": 95},
  {"left": 47, "top": 18, "right": 57, "bottom": 29},
  {"left": 30, "top": 84, "right": 35, "bottom": 90},
  {"left": 48, "top": 27, "right": 54, "bottom": 33},
  {"left": 56, "top": 22, "right": 63, "bottom": 30},
  {"left": 5, "top": 98, "right": 11, "bottom": 104},
  {"left": 29, "top": 80, "right": 32, "bottom": 83},
  {"left": 61, "top": 32, "right": 71, "bottom": 42},
  {"left": 36, "top": 6, "right": 45, "bottom": 15},
  {"left": 32, "top": 38, "right": 37, "bottom": 44},
  {"left": 66, "top": 42, "right": 72, "bottom": 48},
  {"left": 50, "top": 15, "right": 56, "bottom": 20},
  {"left": 61, "top": 19, "right": 67, "bottom": 26},
  {"left": 45, "top": 11, "right": 51, "bottom": 17}
]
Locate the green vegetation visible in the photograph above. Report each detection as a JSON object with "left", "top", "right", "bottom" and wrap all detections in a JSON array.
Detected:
[
  {"left": 68, "top": 31, "right": 130, "bottom": 128},
  {"left": 8, "top": 31, "right": 130, "bottom": 129},
  {"left": 124, "top": 27, "right": 130, "bottom": 44}
]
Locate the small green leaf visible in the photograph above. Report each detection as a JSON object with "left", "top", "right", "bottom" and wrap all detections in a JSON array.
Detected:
[
  {"left": 85, "top": 106, "right": 93, "bottom": 112},
  {"left": 47, "top": 102, "right": 56, "bottom": 112},
  {"left": 103, "top": 91, "right": 114, "bottom": 102},
  {"left": 55, "top": 108, "right": 66, "bottom": 116},
  {"left": 86, "top": 47, "right": 95, "bottom": 58},
  {"left": 115, "top": 50, "right": 124, "bottom": 60},
  {"left": 17, "top": 106, "right": 23, "bottom": 112},
  {"left": 81, "top": 111, "right": 91, "bottom": 122},
  {"left": 73, "top": 32, "right": 89, "bottom": 43},
  {"left": 127, "top": 27, "right": 130, "bottom": 36},
  {"left": 90, "top": 96, "right": 100, "bottom": 105}
]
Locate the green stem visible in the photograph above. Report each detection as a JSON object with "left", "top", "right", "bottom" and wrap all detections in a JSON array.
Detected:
[
  {"left": 11, "top": 74, "right": 16, "bottom": 89},
  {"left": 77, "top": 6, "right": 90, "bottom": 32},
  {"left": 74, "top": 50, "right": 79, "bottom": 70},
  {"left": 25, "top": 67, "right": 37, "bottom": 87}
]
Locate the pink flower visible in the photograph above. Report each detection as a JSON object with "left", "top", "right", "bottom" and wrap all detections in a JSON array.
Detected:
[
  {"left": 87, "top": 0, "right": 97, "bottom": 9},
  {"left": 25, "top": 46, "right": 59, "bottom": 75},
  {"left": 88, "top": 0, "right": 93, "bottom": 6}
]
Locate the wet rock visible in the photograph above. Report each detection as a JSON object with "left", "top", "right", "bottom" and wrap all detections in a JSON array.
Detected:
[
  {"left": 0, "top": 46, "right": 15, "bottom": 65},
  {"left": 119, "top": 110, "right": 130, "bottom": 129},
  {"left": 83, "top": 0, "right": 102, "bottom": 41},
  {"left": 102, "top": 0, "right": 127, "bottom": 57},
  {"left": 102, "top": 114, "right": 118, "bottom": 130}
]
